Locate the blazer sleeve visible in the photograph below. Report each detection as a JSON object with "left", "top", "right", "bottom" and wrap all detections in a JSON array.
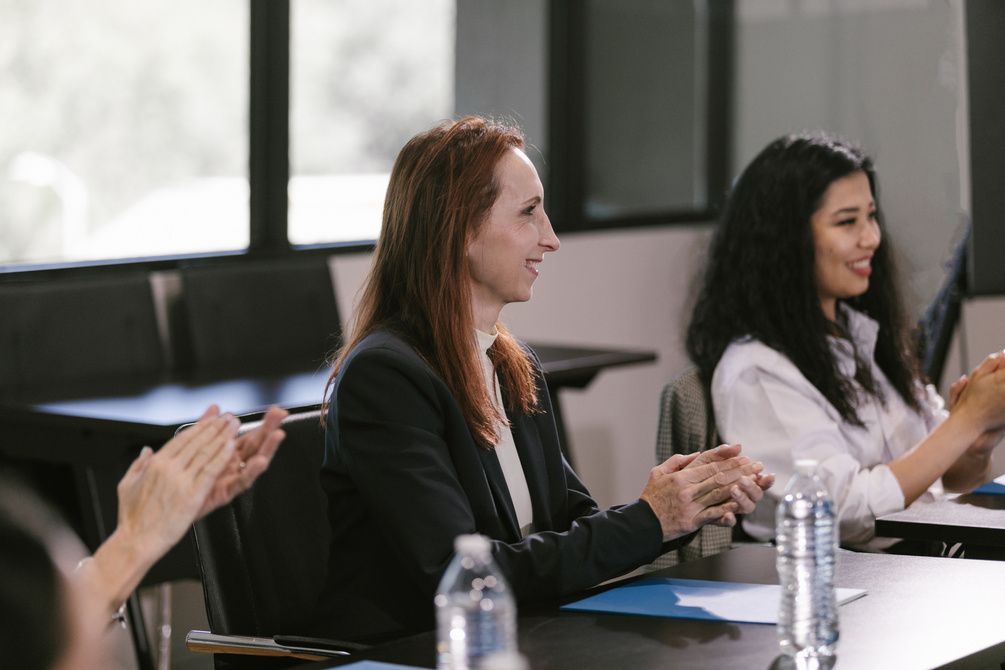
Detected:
[{"left": 330, "top": 341, "right": 666, "bottom": 605}]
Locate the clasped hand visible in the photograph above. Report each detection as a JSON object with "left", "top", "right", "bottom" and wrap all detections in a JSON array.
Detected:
[
  {"left": 640, "top": 443, "right": 774, "bottom": 542},
  {"left": 948, "top": 351, "right": 1005, "bottom": 454}
]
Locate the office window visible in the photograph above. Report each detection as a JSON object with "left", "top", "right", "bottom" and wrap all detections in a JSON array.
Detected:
[
  {"left": 0, "top": 0, "right": 249, "bottom": 267},
  {"left": 548, "top": 0, "right": 733, "bottom": 231},
  {"left": 585, "top": 0, "right": 703, "bottom": 219},
  {"left": 288, "top": 0, "right": 455, "bottom": 246}
]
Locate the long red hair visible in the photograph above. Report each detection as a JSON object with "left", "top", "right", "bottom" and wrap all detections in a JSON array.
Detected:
[{"left": 325, "top": 117, "right": 540, "bottom": 448}]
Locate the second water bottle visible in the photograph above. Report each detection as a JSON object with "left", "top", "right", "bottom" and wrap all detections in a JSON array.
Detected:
[{"left": 776, "top": 459, "right": 839, "bottom": 659}]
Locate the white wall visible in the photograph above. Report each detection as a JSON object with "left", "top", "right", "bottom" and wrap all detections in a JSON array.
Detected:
[{"left": 332, "top": 0, "right": 1005, "bottom": 507}]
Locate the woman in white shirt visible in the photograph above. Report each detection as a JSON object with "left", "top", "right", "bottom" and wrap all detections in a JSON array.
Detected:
[{"left": 686, "top": 132, "right": 1005, "bottom": 550}]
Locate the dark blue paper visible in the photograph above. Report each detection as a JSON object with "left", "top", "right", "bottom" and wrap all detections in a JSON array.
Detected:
[
  {"left": 973, "top": 480, "right": 1005, "bottom": 495},
  {"left": 323, "top": 662, "right": 428, "bottom": 670},
  {"left": 561, "top": 577, "right": 865, "bottom": 625}
]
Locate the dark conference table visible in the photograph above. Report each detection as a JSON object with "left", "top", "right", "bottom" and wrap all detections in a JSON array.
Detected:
[
  {"left": 875, "top": 491, "right": 1005, "bottom": 558},
  {"left": 299, "top": 545, "right": 1005, "bottom": 670}
]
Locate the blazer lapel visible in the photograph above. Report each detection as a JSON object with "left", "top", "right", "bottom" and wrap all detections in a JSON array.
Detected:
[
  {"left": 477, "top": 446, "right": 522, "bottom": 541},
  {"left": 509, "top": 411, "right": 552, "bottom": 531}
]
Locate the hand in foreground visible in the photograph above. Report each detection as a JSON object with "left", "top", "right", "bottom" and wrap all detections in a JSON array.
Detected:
[
  {"left": 114, "top": 405, "right": 241, "bottom": 560},
  {"left": 639, "top": 443, "right": 772, "bottom": 542},
  {"left": 83, "top": 404, "right": 287, "bottom": 615},
  {"left": 196, "top": 405, "right": 289, "bottom": 518},
  {"left": 114, "top": 404, "right": 289, "bottom": 555}
]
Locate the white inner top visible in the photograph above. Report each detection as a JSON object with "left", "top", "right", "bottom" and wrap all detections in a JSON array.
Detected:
[{"left": 476, "top": 328, "right": 535, "bottom": 537}]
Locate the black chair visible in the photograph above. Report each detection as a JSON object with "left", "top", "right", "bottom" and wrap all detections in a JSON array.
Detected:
[
  {"left": 177, "top": 258, "right": 341, "bottom": 374},
  {"left": 187, "top": 409, "right": 366, "bottom": 668},
  {"left": 0, "top": 273, "right": 164, "bottom": 399}
]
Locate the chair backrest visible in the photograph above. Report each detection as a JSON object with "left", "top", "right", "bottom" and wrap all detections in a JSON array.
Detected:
[
  {"left": 177, "top": 258, "right": 341, "bottom": 373},
  {"left": 655, "top": 365, "right": 720, "bottom": 461},
  {"left": 0, "top": 274, "right": 164, "bottom": 399},
  {"left": 649, "top": 365, "right": 732, "bottom": 570},
  {"left": 915, "top": 221, "right": 968, "bottom": 386},
  {"left": 191, "top": 409, "right": 330, "bottom": 637}
]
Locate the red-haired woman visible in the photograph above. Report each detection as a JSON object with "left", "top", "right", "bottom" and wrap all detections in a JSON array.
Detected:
[{"left": 311, "top": 117, "right": 773, "bottom": 642}]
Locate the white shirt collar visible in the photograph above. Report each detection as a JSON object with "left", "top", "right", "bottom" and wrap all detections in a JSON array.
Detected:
[{"left": 475, "top": 327, "right": 499, "bottom": 355}]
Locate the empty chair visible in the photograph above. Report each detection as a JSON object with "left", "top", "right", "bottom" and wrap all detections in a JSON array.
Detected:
[
  {"left": 187, "top": 409, "right": 366, "bottom": 668},
  {"left": 178, "top": 258, "right": 341, "bottom": 374},
  {"left": 648, "top": 365, "right": 732, "bottom": 570},
  {"left": 0, "top": 273, "right": 164, "bottom": 399}
]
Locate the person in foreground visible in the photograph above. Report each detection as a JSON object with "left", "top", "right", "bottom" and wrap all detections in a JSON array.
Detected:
[
  {"left": 687, "top": 132, "right": 1005, "bottom": 551},
  {"left": 312, "top": 116, "right": 774, "bottom": 642},
  {"left": 0, "top": 404, "right": 288, "bottom": 670}
]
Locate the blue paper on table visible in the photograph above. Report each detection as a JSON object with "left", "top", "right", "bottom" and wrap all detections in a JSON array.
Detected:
[
  {"left": 321, "top": 662, "right": 428, "bottom": 670},
  {"left": 561, "top": 578, "right": 866, "bottom": 625},
  {"left": 973, "top": 474, "right": 1005, "bottom": 494}
]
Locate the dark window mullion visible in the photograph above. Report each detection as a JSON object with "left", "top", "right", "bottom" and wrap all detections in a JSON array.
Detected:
[
  {"left": 547, "top": 0, "right": 586, "bottom": 233},
  {"left": 705, "top": 0, "right": 734, "bottom": 213},
  {"left": 249, "top": 0, "right": 291, "bottom": 253}
]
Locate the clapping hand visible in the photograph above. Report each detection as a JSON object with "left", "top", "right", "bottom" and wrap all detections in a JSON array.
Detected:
[
  {"left": 640, "top": 443, "right": 773, "bottom": 541},
  {"left": 196, "top": 405, "right": 288, "bottom": 518},
  {"left": 86, "top": 404, "right": 288, "bottom": 616},
  {"left": 949, "top": 352, "right": 1005, "bottom": 450}
]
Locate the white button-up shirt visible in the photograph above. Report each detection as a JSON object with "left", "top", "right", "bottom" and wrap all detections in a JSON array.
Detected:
[{"left": 711, "top": 306, "right": 945, "bottom": 550}]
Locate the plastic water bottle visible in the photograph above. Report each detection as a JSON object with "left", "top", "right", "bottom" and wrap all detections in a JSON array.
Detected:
[
  {"left": 435, "top": 534, "right": 517, "bottom": 670},
  {"left": 776, "top": 459, "right": 839, "bottom": 659}
]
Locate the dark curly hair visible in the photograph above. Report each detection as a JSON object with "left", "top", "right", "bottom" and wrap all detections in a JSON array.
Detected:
[{"left": 687, "top": 132, "right": 921, "bottom": 426}]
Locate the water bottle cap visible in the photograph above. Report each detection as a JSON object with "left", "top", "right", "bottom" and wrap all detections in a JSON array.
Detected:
[
  {"left": 793, "top": 459, "right": 818, "bottom": 476},
  {"left": 454, "top": 533, "right": 491, "bottom": 554}
]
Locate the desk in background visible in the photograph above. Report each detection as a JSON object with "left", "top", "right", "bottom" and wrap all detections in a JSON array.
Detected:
[
  {"left": 531, "top": 343, "right": 657, "bottom": 467},
  {"left": 302, "top": 544, "right": 1005, "bottom": 670},
  {"left": 876, "top": 492, "right": 1005, "bottom": 559}
]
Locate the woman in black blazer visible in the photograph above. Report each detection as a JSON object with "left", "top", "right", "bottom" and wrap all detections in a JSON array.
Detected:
[{"left": 311, "top": 117, "right": 773, "bottom": 642}]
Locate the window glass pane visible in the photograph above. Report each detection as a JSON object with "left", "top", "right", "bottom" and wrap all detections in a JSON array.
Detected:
[
  {"left": 289, "top": 0, "right": 455, "bottom": 246},
  {"left": 0, "top": 0, "right": 248, "bottom": 267},
  {"left": 583, "top": 0, "right": 706, "bottom": 220}
]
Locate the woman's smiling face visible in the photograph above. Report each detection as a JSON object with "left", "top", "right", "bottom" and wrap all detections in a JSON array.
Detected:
[
  {"left": 466, "top": 147, "right": 560, "bottom": 331},
  {"left": 811, "top": 170, "right": 881, "bottom": 321}
]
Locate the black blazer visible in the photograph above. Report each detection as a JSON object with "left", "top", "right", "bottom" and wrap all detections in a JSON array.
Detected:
[{"left": 311, "top": 329, "right": 678, "bottom": 641}]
